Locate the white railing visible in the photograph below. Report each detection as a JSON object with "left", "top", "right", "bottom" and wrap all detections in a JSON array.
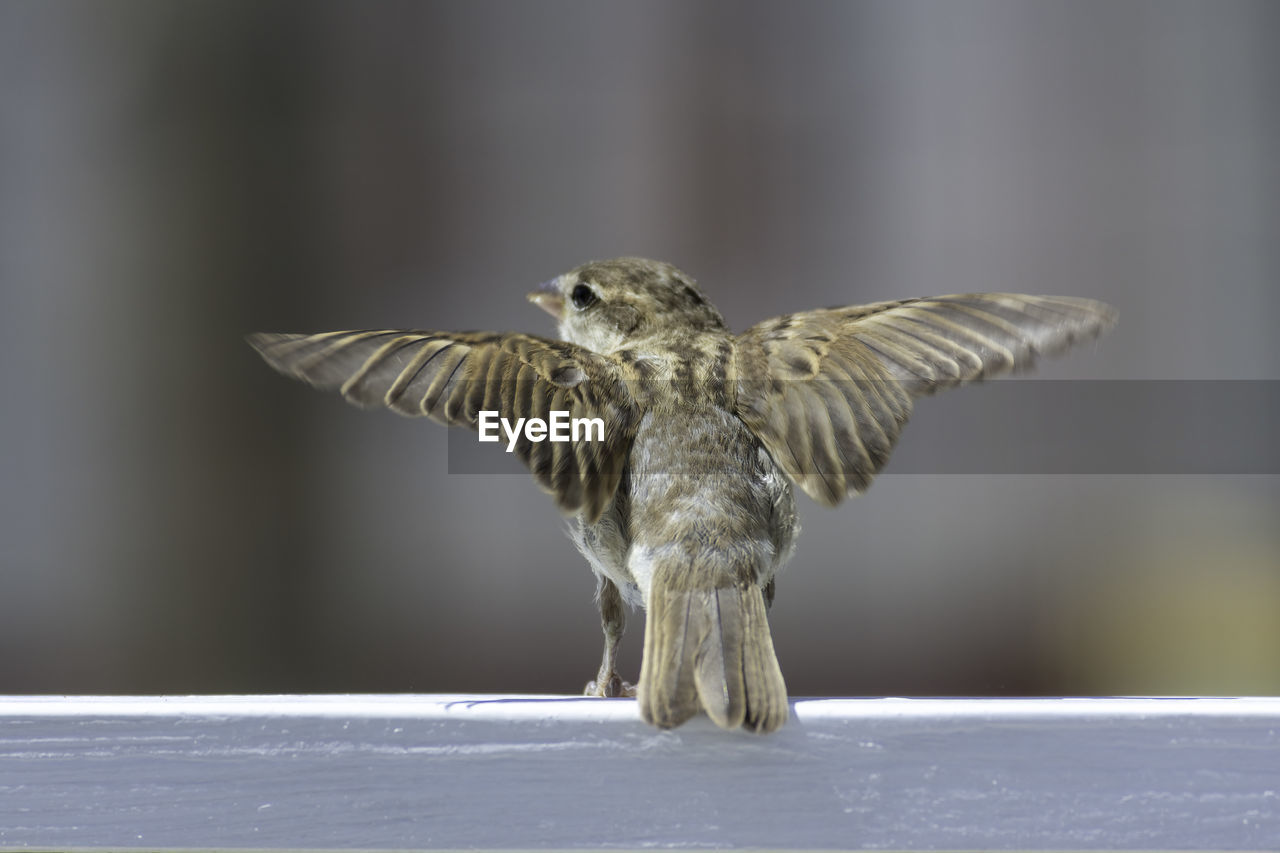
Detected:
[{"left": 1, "top": 695, "right": 1277, "bottom": 850}]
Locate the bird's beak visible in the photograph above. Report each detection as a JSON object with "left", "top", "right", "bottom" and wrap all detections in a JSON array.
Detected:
[{"left": 528, "top": 277, "right": 564, "bottom": 318}]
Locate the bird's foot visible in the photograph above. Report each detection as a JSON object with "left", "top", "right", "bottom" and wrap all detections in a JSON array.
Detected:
[{"left": 584, "top": 672, "right": 636, "bottom": 698}]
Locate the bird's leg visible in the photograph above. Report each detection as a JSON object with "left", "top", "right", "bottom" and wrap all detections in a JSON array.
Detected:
[{"left": 584, "top": 575, "right": 636, "bottom": 698}]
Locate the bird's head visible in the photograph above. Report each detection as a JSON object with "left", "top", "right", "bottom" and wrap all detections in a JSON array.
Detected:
[{"left": 528, "top": 257, "right": 727, "bottom": 353}]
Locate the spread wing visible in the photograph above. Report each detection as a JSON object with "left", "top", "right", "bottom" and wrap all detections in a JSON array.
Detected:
[
  {"left": 733, "top": 293, "right": 1116, "bottom": 505},
  {"left": 248, "top": 330, "right": 639, "bottom": 522}
]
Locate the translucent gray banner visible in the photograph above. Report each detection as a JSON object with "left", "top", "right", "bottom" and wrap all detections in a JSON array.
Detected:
[{"left": 445, "top": 380, "right": 1279, "bottom": 476}]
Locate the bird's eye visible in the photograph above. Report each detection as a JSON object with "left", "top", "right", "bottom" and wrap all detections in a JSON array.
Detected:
[{"left": 570, "top": 283, "right": 598, "bottom": 310}]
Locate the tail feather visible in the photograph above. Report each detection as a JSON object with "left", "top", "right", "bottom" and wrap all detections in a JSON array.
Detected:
[
  {"left": 639, "top": 583, "right": 788, "bottom": 733},
  {"left": 640, "top": 590, "right": 700, "bottom": 729},
  {"left": 693, "top": 588, "right": 747, "bottom": 729},
  {"left": 740, "top": 586, "right": 788, "bottom": 732}
]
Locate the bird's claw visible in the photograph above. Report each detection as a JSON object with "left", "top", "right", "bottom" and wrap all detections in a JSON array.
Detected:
[{"left": 584, "top": 673, "right": 636, "bottom": 698}]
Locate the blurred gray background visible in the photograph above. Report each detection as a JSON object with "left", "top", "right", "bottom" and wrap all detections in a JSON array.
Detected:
[{"left": 2, "top": 0, "right": 1277, "bottom": 697}]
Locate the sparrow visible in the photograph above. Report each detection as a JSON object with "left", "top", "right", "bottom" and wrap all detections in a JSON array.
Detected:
[{"left": 248, "top": 257, "right": 1116, "bottom": 733}]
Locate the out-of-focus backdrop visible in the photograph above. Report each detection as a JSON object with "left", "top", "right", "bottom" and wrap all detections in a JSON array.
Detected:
[{"left": 2, "top": 0, "right": 1277, "bottom": 697}]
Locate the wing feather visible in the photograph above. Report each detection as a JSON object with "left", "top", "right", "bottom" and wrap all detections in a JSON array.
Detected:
[
  {"left": 735, "top": 293, "right": 1116, "bottom": 505},
  {"left": 248, "top": 330, "right": 638, "bottom": 522}
]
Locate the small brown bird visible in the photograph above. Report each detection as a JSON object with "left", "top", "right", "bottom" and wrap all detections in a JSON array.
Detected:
[{"left": 249, "top": 257, "right": 1115, "bottom": 733}]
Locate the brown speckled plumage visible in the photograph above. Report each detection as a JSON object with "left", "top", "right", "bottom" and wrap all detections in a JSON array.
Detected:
[{"left": 249, "top": 257, "right": 1115, "bottom": 733}]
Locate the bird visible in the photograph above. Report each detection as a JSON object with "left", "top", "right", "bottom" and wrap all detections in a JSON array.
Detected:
[{"left": 248, "top": 257, "right": 1116, "bottom": 733}]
